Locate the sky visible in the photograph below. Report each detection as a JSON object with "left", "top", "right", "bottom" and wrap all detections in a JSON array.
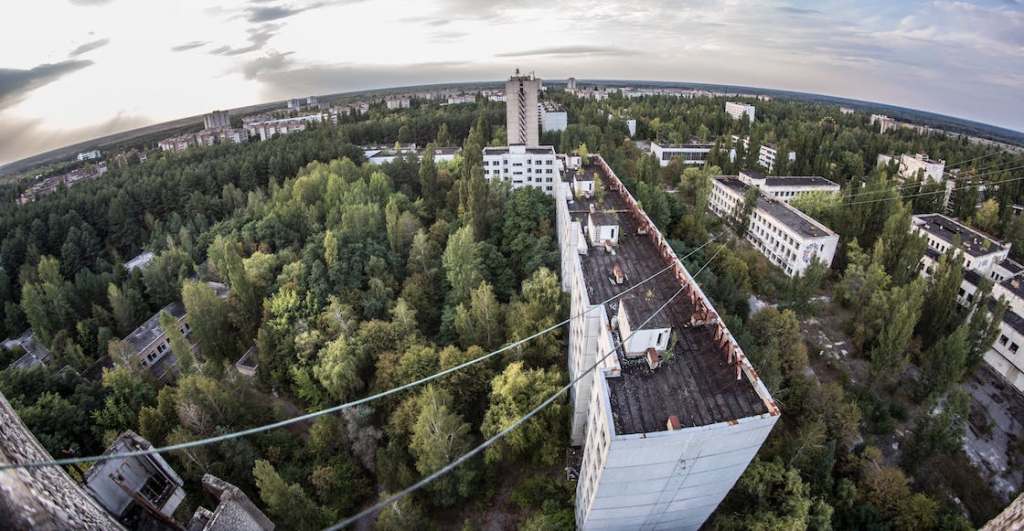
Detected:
[{"left": 1, "top": 0, "right": 1023, "bottom": 165}]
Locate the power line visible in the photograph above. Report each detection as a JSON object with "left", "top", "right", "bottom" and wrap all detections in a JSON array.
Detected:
[
  {"left": 834, "top": 160, "right": 1024, "bottom": 201},
  {"left": 841, "top": 172, "right": 1024, "bottom": 209},
  {"left": 0, "top": 237, "right": 719, "bottom": 472},
  {"left": 325, "top": 245, "right": 727, "bottom": 531}
]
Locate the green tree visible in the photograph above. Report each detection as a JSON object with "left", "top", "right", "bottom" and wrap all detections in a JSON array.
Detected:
[
  {"left": 181, "top": 280, "right": 237, "bottom": 361},
  {"left": 714, "top": 459, "right": 825, "bottom": 530},
  {"left": 735, "top": 185, "right": 760, "bottom": 237},
  {"left": 159, "top": 310, "right": 194, "bottom": 373},
  {"left": 867, "top": 279, "right": 926, "bottom": 384},
  {"left": 482, "top": 362, "right": 565, "bottom": 465},
  {"left": 920, "top": 324, "right": 970, "bottom": 395},
  {"left": 918, "top": 249, "right": 965, "bottom": 347},
  {"left": 443, "top": 225, "right": 483, "bottom": 304},
  {"left": 253, "top": 459, "right": 325, "bottom": 530},
  {"left": 92, "top": 366, "right": 156, "bottom": 439},
  {"left": 374, "top": 494, "right": 426, "bottom": 531},
  {"left": 143, "top": 246, "right": 192, "bottom": 306},
  {"left": 972, "top": 198, "right": 1000, "bottom": 234},
  {"left": 207, "top": 236, "right": 260, "bottom": 340},
  {"left": 506, "top": 268, "right": 564, "bottom": 367},
  {"left": 313, "top": 336, "right": 364, "bottom": 402},
  {"left": 410, "top": 386, "right": 475, "bottom": 506},
  {"left": 902, "top": 389, "right": 970, "bottom": 473},
  {"left": 454, "top": 281, "right": 505, "bottom": 350}
]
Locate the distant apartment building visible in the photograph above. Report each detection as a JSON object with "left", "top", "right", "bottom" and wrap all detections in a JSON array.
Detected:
[
  {"left": 840, "top": 107, "right": 855, "bottom": 115},
  {"left": 446, "top": 94, "right": 476, "bottom": 105},
  {"left": 84, "top": 431, "right": 185, "bottom": 523},
  {"left": 2, "top": 329, "right": 52, "bottom": 370},
  {"left": 725, "top": 101, "right": 756, "bottom": 122},
  {"left": 871, "top": 113, "right": 898, "bottom": 134},
  {"left": 506, "top": 69, "right": 541, "bottom": 146},
  {"left": 626, "top": 119, "right": 636, "bottom": 137},
  {"left": 737, "top": 170, "right": 840, "bottom": 204},
  {"left": 160, "top": 127, "right": 247, "bottom": 152},
  {"left": 287, "top": 98, "right": 303, "bottom": 110},
  {"left": 911, "top": 214, "right": 1024, "bottom": 393},
  {"left": 650, "top": 141, "right": 713, "bottom": 167},
  {"left": 17, "top": 163, "right": 109, "bottom": 204},
  {"left": 77, "top": 149, "right": 102, "bottom": 161},
  {"left": 245, "top": 114, "right": 322, "bottom": 141},
  {"left": 204, "top": 110, "right": 231, "bottom": 130},
  {"left": 878, "top": 153, "right": 946, "bottom": 182},
  {"left": 482, "top": 145, "right": 559, "bottom": 195},
  {"left": 385, "top": 96, "right": 411, "bottom": 110},
  {"left": 567, "top": 77, "right": 577, "bottom": 91},
  {"left": 158, "top": 134, "right": 196, "bottom": 152},
  {"left": 757, "top": 143, "right": 796, "bottom": 173},
  {"left": 711, "top": 176, "right": 839, "bottom": 275},
  {"left": 556, "top": 155, "right": 779, "bottom": 530},
  {"left": 540, "top": 101, "right": 568, "bottom": 132}
]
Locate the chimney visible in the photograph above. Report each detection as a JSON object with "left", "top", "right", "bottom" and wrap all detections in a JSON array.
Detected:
[
  {"left": 604, "top": 241, "right": 615, "bottom": 254},
  {"left": 666, "top": 415, "right": 681, "bottom": 431},
  {"left": 612, "top": 263, "right": 625, "bottom": 285},
  {"left": 589, "top": 203, "right": 596, "bottom": 214},
  {"left": 646, "top": 348, "right": 660, "bottom": 370}
]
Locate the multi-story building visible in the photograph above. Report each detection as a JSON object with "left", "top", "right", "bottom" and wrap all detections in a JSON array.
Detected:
[
  {"left": 287, "top": 98, "right": 303, "bottom": 110},
  {"left": 626, "top": 119, "right": 636, "bottom": 137},
  {"left": 16, "top": 163, "right": 108, "bottom": 204},
  {"left": 757, "top": 143, "right": 795, "bottom": 173},
  {"left": 840, "top": 107, "right": 855, "bottom": 115},
  {"left": 77, "top": 149, "right": 102, "bottom": 161},
  {"left": 385, "top": 96, "right": 411, "bottom": 110},
  {"left": 556, "top": 156, "right": 779, "bottom": 530},
  {"left": 871, "top": 114, "right": 898, "bottom": 134},
  {"left": 725, "top": 101, "right": 756, "bottom": 122},
  {"left": 710, "top": 176, "right": 839, "bottom": 275},
  {"left": 505, "top": 69, "right": 541, "bottom": 146},
  {"left": 567, "top": 77, "right": 577, "bottom": 91},
  {"left": 2, "top": 329, "right": 52, "bottom": 370},
  {"left": 204, "top": 110, "right": 231, "bottom": 130},
  {"left": 158, "top": 135, "right": 197, "bottom": 152},
  {"left": 650, "top": 141, "right": 713, "bottom": 167},
  {"left": 84, "top": 431, "right": 185, "bottom": 523},
  {"left": 245, "top": 114, "right": 322, "bottom": 141},
  {"left": 482, "top": 145, "right": 559, "bottom": 195},
  {"left": 189, "top": 474, "right": 276, "bottom": 531},
  {"left": 540, "top": 101, "right": 568, "bottom": 132},
  {"left": 912, "top": 214, "right": 1011, "bottom": 278},
  {"left": 737, "top": 170, "right": 840, "bottom": 204},
  {"left": 879, "top": 153, "right": 946, "bottom": 182}
]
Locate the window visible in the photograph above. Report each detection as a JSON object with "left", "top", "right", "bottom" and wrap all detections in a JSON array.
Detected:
[
  {"left": 1000, "top": 335, "right": 1009, "bottom": 345},
  {"left": 1012, "top": 343, "right": 1019, "bottom": 354}
]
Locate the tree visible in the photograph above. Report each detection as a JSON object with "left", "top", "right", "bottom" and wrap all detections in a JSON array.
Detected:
[
  {"left": 867, "top": 279, "right": 925, "bottom": 384},
  {"left": 107, "top": 282, "right": 145, "bottom": 337},
  {"left": 442, "top": 225, "right": 483, "bottom": 304},
  {"left": 159, "top": 310, "right": 194, "bottom": 373},
  {"left": 902, "top": 389, "right": 970, "bottom": 472},
  {"left": 745, "top": 308, "right": 808, "bottom": 391},
  {"left": 253, "top": 459, "right": 325, "bottom": 530},
  {"left": 918, "top": 249, "right": 965, "bottom": 347},
  {"left": 181, "top": 280, "right": 237, "bottom": 361},
  {"left": 965, "top": 280, "right": 1006, "bottom": 371},
  {"left": 313, "top": 336, "right": 364, "bottom": 402},
  {"left": 143, "top": 246, "right": 192, "bottom": 306},
  {"left": 419, "top": 144, "right": 440, "bottom": 209},
  {"left": 435, "top": 123, "right": 451, "bottom": 146},
  {"left": 482, "top": 362, "right": 565, "bottom": 465},
  {"left": 409, "top": 386, "right": 475, "bottom": 506},
  {"left": 875, "top": 202, "right": 928, "bottom": 285},
  {"left": 782, "top": 259, "right": 827, "bottom": 315},
  {"left": 207, "top": 236, "right": 260, "bottom": 339},
  {"left": 920, "top": 324, "right": 970, "bottom": 395},
  {"left": 506, "top": 268, "right": 564, "bottom": 367},
  {"left": 735, "top": 185, "right": 760, "bottom": 237},
  {"left": 19, "top": 256, "right": 72, "bottom": 347},
  {"left": 972, "top": 198, "right": 1000, "bottom": 234},
  {"left": 714, "top": 459, "right": 825, "bottom": 530},
  {"left": 374, "top": 494, "right": 426, "bottom": 531},
  {"left": 92, "top": 366, "right": 156, "bottom": 439},
  {"left": 454, "top": 281, "right": 505, "bottom": 350}
]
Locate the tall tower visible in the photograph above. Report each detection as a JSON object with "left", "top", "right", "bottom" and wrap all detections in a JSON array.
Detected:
[{"left": 505, "top": 69, "right": 540, "bottom": 146}]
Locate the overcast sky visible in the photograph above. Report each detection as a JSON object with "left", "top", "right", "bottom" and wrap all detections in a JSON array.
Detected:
[{"left": 2, "top": 0, "right": 1023, "bottom": 165}]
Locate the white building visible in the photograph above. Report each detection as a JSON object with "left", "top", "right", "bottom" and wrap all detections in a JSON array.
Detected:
[
  {"left": 77, "top": 149, "right": 102, "bottom": 161},
  {"left": 204, "top": 110, "right": 231, "bottom": 130},
  {"left": 567, "top": 77, "right": 577, "bottom": 91},
  {"left": 245, "top": 114, "right": 322, "bottom": 141},
  {"left": 385, "top": 96, "right": 411, "bottom": 110},
  {"left": 710, "top": 177, "right": 839, "bottom": 276},
  {"left": 2, "top": 329, "right": 52, "bottom": 370},
  {"left": 737, "top": 170, "right": 839, "bottom": 204},
  {"left": 912, "top": 214, "right": 1011, "bottom": 278},
  {"left": 540, "top": 101, "right": 568, "bottom": 132},
  {"left": 840, "top": 107, "right": 855, "bottom": 115},
  {"left": 482, "top": 145, "right": 559, "bottom": 195},
  {"left": 626, "top": 119, "right": 636, "bottom": 137},
  {"left": 84, "top": 431, "right": 185, "bottom": 521},
  {"left": 725, "top": 101, "right": 756, "bottom": 122},
  {"left": 506, "top": 69, "right": 541, "bottom": 146},
  {"left": 878, "top": 153, "right": 947, "bottom": 182},
  {"left": 650, "top": 141, "right": 713, "bottom": 167},
  {"left": 556, "top": 156, "right": 779, "bottom": 530},
  {"left": 124, "top": 251, "right": 155, "bottom": 272},
  {"left": 871, "top": 114, "right": 898, "bottom": 134},
  {"left": 757, "top": 143, "right": 796, "bottom": 173}
]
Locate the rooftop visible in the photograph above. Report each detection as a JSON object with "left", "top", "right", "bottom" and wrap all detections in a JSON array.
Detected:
[
  {"left": 1000, "top": 258, "right": 1024, "bottom": 275},
  {"left": 3, "top": 329, "right": 52, "bottom": 370},
  {"left": 913, "top": 213, "right": 1008, "bottom": 257},
  {"left": 124, "top": 302, "right": 186, "bottom": 354},
  {"left": 653, "top": 141, "right": 714, "bottom": 150},
  {"left": 125, "top": 251, "right": 155, "bottom": 272},
  {"left": 568, "top": 173, "right": 770, "bottom": 434},
  {"left": 717, "top": 177, "right": 834, "bottom": 239},
  {"left": 588, "top": 210, "right": 619, "bottom": 226},
  {"left": 541, "top": 101, "right": 566, "bottom": 112},
  {"left": 483, "top": 145, "right": 557, "bottom": 156},
  {"left": 189, "top": 474, "right": 274, "bottom": 531}
]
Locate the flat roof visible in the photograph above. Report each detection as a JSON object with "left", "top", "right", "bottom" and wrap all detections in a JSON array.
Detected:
[
  {"left": 762, "top": 176, "right": 838, "bottom": 188},
  {"left": 568, "top": 182, "right": 769, "bottom": 434},
  {"left": 124, "top": 302, "right": 185, "bottom": 354},
  {"left": 913, "top": 213, "right": 1007, "bottom": 257},
  {"left": 717, "top": 177, "right": 834, "bottom": 239},
  {"left": 1000, "top": 258, "right": 1024, "bottom": 274},
  {"left": 588, "top": 211, "right": 619, "bottom": 226},
  {"left": 654, "top": 142, "right": 713, "bottom": 150}
]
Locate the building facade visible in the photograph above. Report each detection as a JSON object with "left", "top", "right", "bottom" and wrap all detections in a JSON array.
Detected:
[
  {"left": 737, "top": 170, "right": 840, "bottom": 204},
  {"left": 482, "top": 145, "right": 559, "bottom": 195},
  {"left": 204, "top": 110, "right": 231, "bottom": 130},
  {"left": 650, "top": 141, "right": 713, "bottom": 167},
  {"left": 557, "top": 155, "right": 779, "bottom": 530},
  {"left": 245, "top": 114, "right": 322, "bottom": 141},
  {"left": 710, "top": 177, "right": 839, "bottom": 275},
  {"left": 77, "top": 149, "right": 102, "bottom": 161},
  {"left": 871, "top": 114, "right": 898, "bottom": 133},
  {"left": 505, "top": 70, "right": 541, "bottom": 146},
  {"left": 540, "top": 101, "right": 568, "bottom": 132},
  {"left": 725, "top": 101, "right": 756, "bottom": 122},
  {"left": 757, "top": 143, "right": 796, "bottom": 173}
]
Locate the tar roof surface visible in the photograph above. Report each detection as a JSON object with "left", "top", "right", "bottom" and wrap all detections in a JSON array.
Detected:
[
  {"left": 718, "top": 177, "right": 833, "bottom": 239},
  {"left": 763, "top": 176, "right": 838, "bottom": 187},
  {"left": 124, "top": 302, "right": 185, "bottom": 353},
  {"left": 568, "top": 188, "right": 768, "bottom": 434},
  {"left": 915, "top": 214, "right": 1006, "bottom": 257}
]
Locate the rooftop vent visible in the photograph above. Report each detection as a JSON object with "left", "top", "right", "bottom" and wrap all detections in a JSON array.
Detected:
[
  {"left": 666, "top": 415, "right": 681, "bottom": 431},
  {"left": 612, "top": 263, "right": 625, "bottom": 285},
  {"left": 1012, "top": 279, "right": 1021, "bottom": 289},
  {"left": 637, "top": 225, "right": 648, "bottom": 235},
  {"left": 589, "top": 203, "right": 596, "bottom": 214},
  {"left": 646, "top": 348, "right": 660, "bottom": 370},
  {"left": 604, "top": 240, "right": 616, "bottom": 254}
]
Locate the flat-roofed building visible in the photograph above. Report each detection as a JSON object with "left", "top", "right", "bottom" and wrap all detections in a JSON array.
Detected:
[
  {"left": 757, "top": 143, "right": 796, "bottom": 173},
  {"left": 188, "top": 474, "right": 275, "bottom": 531},
  {"left": 77, "top": 149, "right": 102, "bottom": 161},
  {"left": 556, "top": 156, "right": 779, "bottom": 530},
  {"left": 725, "top": 101, "right": 756, "bottom": 122},
  {"left": 737, "top": 170, "right": 840, "bottom": 204},
  {"left": 84, "top": 431, "right": 185, "bottom": 524},
  {"left": 912, "top": 214, "right": 1010, "bottom": 278},
  {"left": 880, "top": 153, "right": 946, "bottom": 182},
  {"left": 710, "top": 177, "right": 839, "bottom": 276},
  {"left": 506, "top": 70, "right": 541, "bottom": 146},
  {"left": 650, "top": 141, "right": 713, "bottom": 167},
  {"left": 540, "top": 101, "right": 568, "bottom": 132},
  {"left": 2, "top": 329, "right": 52, "bottom": 370},
  {"left": 482, "top": 145, "right": 559, "bottom": 195},
  {"left": 245, "top": 114, "right": 322, "bottom": 141},
  {"left": 204, "top": 110, "right": 231, "bottom": 130},
  {"left": 385, "top": 96, "right": 411, "bottom": 110},
  {"left": 871, "top": 113, "right": 898, "bottom": 133}
]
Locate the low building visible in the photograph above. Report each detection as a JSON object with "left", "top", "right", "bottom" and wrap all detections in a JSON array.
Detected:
[
  {"left": 879, "top": 153, "right": 946, "bottom": 182},
  {"left": 84, "top": 431, "right": 185, "bottom": 524},
  {"left": 16, "top": 163, "right": 108, "bottom": 204},
  {"left": 650, "top": 141, "right": 713, "bottom": 167},
  {"left": 124, "top": 251, "right": 156, "bottom": 272},
  {"left": 711, "top": 176, "right": 839, "bottom": 275},
  {"left": 118, "top": 302, "right": 189, "bottom": 381},
  {"left": 77, "top": 149, "right": 102, "bottom": 161},
  {"left": 871, "top": 113, "right": 898, "bottom": 134},
  {"left": 481, "top": 145, "right": 560, "bottom": 195},
  {"left": 430, "top": 146, "right": 461, "bottom": 164},
  {"left": 235, "top": 347, "right": 258, "bottom": 378},
  {"left": 188, "top": 474, "right": 275, "bottom": 531},
  {"left": 725, "top": 101, "right": 756, "bottom": 122},
  {"left": 540, "top": 101, "right": 568, "bottom": 132},
  {"left": 757, "top": 143, "right": 796, "bottom": 173},
  {"left": 737, "top": 170, "right": 839, "bottom": 204},
  {"left": 2, "top": 329, "right": 52, "bottom": 370},
  {"left": 365, "top": 145, "right": 419, "bottom": 165}
]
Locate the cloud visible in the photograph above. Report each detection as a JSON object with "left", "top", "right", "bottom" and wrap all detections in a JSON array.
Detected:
[
  {"left": 495, "top": 45, "right": 637, "bottom": 58},
  {"left": 69, "top": 38, "right": 110, "bottom": 57},
  {"left": 0, "top": 112, "right": 151, "bottom": 167},
  {"left": 210, "top": 23, "right": 280, "bottom": 55},
  {"left": 245, "top": 2, "right": 329, "bottom": 22},
  {"left": 69, "top": 0, "right": 113, "bottom": 5},
  {"left": 777, "top": 6, "right": 821, "bottom": 15},
  {"left": 0, "top": 60, "right": 93, "bottom": 111},
  {"left": 171, "top": 40, "right": 209, "bottom": 52}
]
